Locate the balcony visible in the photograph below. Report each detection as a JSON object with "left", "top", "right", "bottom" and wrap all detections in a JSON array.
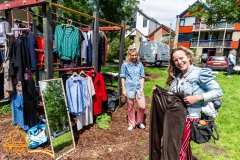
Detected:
[
  {"left": 193, "top": 22, "right": 234, "bottom": 31},
  {"left": 190, "top": 40, "right": 232, "bottom": 48}
]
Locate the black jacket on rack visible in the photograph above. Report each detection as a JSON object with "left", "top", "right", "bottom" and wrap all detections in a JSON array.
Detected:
[
  {"left": 10, "top": 34, "right": 38, "bottom": 127},
  {"left": 10, "top": 34, "right": 31, "bottom": 81}
]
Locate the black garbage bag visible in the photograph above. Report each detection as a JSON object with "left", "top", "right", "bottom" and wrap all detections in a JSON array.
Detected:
[{"left": 102, "top": 89, "right": 119, "bottom": 111}]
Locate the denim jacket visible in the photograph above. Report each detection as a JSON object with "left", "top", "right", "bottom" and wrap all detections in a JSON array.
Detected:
[
  {"left": 169, "top": 65, "right": 223, "bottom": 117},
  {"left": 120, "top": 62, "right": 145, "bottom": 98}
]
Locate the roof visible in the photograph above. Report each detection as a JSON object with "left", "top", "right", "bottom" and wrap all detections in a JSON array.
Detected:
[
  {"left": 130, "top": 9, "right": 161, "bottom": 25},
  {"left": 177, "top": 0, "right": 210, "bottom": 18},
  {"left": 125, "top": 28, "right": 147, "bottom": 38},
  {"left": 148, "top": 24, "right": 175, "bottom": 38}
]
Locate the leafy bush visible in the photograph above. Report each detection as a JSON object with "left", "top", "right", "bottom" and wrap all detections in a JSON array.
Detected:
[
  {"left": 108, "top": 38, "right": 134, "bottom": 62},
  {"left": 0, "top": 103, "right": 11, "bottom": 115},
  {"left": 96, "top": 113, "right": 111, "bottom": 130},
  {"left": 108, "top": 38, "right": 120, "bottom": 61}
]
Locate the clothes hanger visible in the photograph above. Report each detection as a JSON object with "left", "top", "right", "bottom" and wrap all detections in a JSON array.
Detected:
[
  {"left": 66, "top": 19, "right": 72, "bottom": 26},
  {"left": 79, "top": 70, "right": 87, "bottom": 76},
  {"left": 91, "top": 69, "right": 96, "bottom": 78},
  {"left": 72, "top": 71, "right": 78, "bottom": 76}
]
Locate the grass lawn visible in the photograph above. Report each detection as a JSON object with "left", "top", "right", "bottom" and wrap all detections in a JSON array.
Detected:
[
  {"left": 102, "top": 65, "right": 240, "bottom": 159},
  {"left": 52, "top": 131, "right": 73, "bottom": 153},
  {"left": 1, "top": 65, "right": 239, "bottom": 159}
]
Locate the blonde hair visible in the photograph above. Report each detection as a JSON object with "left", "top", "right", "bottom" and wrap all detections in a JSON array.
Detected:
[
  {"left": 125, "top": 45, "right": 139, "bottom": 63},
  {"left": 166, "top": 46, "right": 196, "bottom": 86},
  {"left": 230, "top": 49, "right": 236, "bottom": 55}
]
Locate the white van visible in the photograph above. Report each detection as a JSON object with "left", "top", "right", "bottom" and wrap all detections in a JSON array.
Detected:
[{"left": 139, "top": 41, "right": 170, "bottom": 67}]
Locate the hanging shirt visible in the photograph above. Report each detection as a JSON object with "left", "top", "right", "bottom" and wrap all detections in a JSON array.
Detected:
[
  {"left": 27, "top": 32, "right": 38, "bottom": 71},
  {"left": 11, "top": 92, "right": 30, "bottom": 130},
  {"left": 3, "top": 33, "right": 15, "bottom": 92},
  {"left": 66, "top": 75, "right": 90, "bottom": 116},
  {"left": 0, "top": 22, "right": 5, "bottom": 44},
  {"left": 81, "top": 32, "right": 88, "bottom": 59},
  {"left": 87, "top": 70, "right": 108, "bottom": 115},
  {"left": 87, "top": 31, "right": 93, "bottom": 66},
  {"left": 76, "top": 76, "right": 95, "bottom": 131},
  {"left": 54, "top": 24, "right": 80, "bottom": 61}
]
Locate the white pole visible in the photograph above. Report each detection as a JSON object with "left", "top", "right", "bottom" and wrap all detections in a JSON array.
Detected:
[
  {"left": 222, "top": 22, "right": 227, "bottom": 55},
  {"left": 169, "top": 23, "right": 172, "bottom": 47},
  {"left": 197, "top": 22, "right": 201, "bottom": 49}
]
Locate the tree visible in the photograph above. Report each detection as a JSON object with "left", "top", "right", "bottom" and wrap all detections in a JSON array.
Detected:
[
  {"left": 92, "top": 0, "right": 139, "bottom": 41},
  {"left": 58, "top": 1, "right": 95, "bottom": 26},
  {"left": 189, "top": 0, "right": 240, "bottom": 25},
  {"left": 31, "top": 0, "right": 95, "bottom": 32},
  {"left": 32, "top": 0, "right": 139, "bottom": 42},
  {"left": 42, "top": 80, "right": 68, "bottom": 133},
  {"left": 92, "top": 0, "right": 139, "bottom": 25}
]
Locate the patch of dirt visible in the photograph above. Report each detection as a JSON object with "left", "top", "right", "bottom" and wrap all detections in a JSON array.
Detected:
[
  {"left": 145, "top": 73, "right": 161, "bottom": 82},
  {"left": 0, "top": 73, "right": 192, "bottom": 160},
  {"left": 0, "top": 99, "right": 151, "bottom": 160}
]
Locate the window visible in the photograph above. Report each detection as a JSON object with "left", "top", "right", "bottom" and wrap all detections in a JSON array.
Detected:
[
  {"left": 143, "top": 17, "right": 147, "bottom": 27},
  {"left": 129, "top": 16, "right": 136, "bottom": 29},
  {"left": 131, "top": 21, "right": 136, "bottom": 28},
  {"left": 183, "top": 33, "right": 193, "bottom": 41},
  {"left": 213, "top": 32, "right": 219, "bottom": 39},
  {"left": 179, "top": 17, "right": 195, "bottom": 26},
  {"left": 226, "top": 31, "right": 232, "bottom": 40},
  {"left": 209, "top": 57, "right": 226, "bottom": 61},
  {"left": 178, "top": 34, "right": 183, "bottom": 42},
  {"left": 180, "top": 19, "right": 185, "bottom": 26},
  {"left": 139, "top": 37, "right": 142, "bottom": 42},
  {"left": 178, "top": 33, "right": 193, "bottom": 42},
  {"left": 162, "top": 34, "right": 170, "bottom": 42},
  {"left": 192, "top": 33, "right": 199, "bottom": 40}
]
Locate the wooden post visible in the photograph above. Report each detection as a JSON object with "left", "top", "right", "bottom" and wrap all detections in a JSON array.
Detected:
[
  {"left": 32, "top": 19, "right": 40, "bottom": 84},
  {"left": 118, "top": 22, "right": 125, "bottom": 107},
  {"left": 5, "top": 10, "right": 12, "bottom": 33},
  {"left": 5, "top": 9, "right": 13, "bottom": 123},
  {"left": 92, "top": 12, "right": 99, "bottom": 71},
  {"left": 42, "top": 3, "right": 53, "bottom": 79}
]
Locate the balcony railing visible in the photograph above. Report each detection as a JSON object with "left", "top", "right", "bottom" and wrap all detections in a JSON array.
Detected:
[
  {"left": 190, "top": 40, "right": 232, "bottom": 48},
  {"left": 193, "top": 22, "right": 234, "bottom": 31}
]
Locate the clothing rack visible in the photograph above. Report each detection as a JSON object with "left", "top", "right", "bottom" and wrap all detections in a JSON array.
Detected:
[
  {"left": 54, "top": 66, "right": 94, "bottom": 72},
  {"left": 0, "top": 16, "right": 32, "bottom": 24},
  {"left": 12, "top": 27, "right": 30, "bottom": 31},
  {"left": 0, "top": 1, "right": 125, "bottom": 106}
]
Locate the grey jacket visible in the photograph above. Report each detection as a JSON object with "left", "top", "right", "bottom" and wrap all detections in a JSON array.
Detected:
[{"left": 169, "top": 65, "right": 223, "bottom": 117}]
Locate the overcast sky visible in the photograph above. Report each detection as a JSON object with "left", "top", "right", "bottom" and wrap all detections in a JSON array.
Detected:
[{"left": 138, "top": 0, "right": 197, "bottom": 30}]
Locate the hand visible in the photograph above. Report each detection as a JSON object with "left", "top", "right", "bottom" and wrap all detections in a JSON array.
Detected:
[
  {"left": 152, "top": 86, "right": 156, "bottom": 91},
  {"left": 183, "top": 95, "right": 199, "bottom": 106}
]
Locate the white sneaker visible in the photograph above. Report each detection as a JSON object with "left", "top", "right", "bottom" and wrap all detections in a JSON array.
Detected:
[
  {"left": 127, "top": 126, "right": 134, "bottom": 131},
  {"left": 139, "top": 122, "right": 146, "bottom": 129}
]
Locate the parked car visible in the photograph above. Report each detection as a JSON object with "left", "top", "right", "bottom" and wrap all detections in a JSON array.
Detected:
[{"left": 206, "top": 56, "right": 228, "bottom": 71}]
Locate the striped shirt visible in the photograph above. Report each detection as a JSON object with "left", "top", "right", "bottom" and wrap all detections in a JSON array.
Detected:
[{"left": 54, "top": 24, "right": 80, "bottom": 60}]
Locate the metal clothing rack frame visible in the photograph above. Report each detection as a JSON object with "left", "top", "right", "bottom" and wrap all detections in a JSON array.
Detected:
[
  {"left": 0, "top": 0, "right": 126, "bottom": 105},
  {"left": 11, "top": 27, "right": 30, "bottom": 31},
  {"left": 53, "top": 66, "right": 94, "bottom": 72}
]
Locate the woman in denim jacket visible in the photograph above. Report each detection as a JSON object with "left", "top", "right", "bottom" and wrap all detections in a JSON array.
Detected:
[
  {"left": 166, "top": 46, "right": 223, "bottom": 159},
  {"left": 120, "top": 45, "right": 146, "bottom": 132}
]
